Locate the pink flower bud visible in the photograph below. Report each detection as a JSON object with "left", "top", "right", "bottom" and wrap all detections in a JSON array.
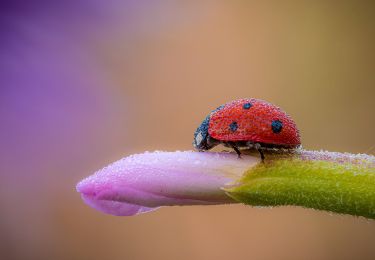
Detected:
[{"left": 77, "top": 151, "right": 259, "bottom": 216}]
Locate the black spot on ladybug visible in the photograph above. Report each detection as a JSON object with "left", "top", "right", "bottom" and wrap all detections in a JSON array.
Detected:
[
  {"left": 243, "top": 102, "right": 252, "bottom": 110},
  {"left": 229, "top": 121, "right": 238, "bottom": 132},
  {"left": 271, "top": 120, "right": 283, "bottom": 133}
]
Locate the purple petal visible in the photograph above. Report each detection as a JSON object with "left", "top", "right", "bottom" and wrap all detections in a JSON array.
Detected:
[{"left": 81, "top": 194, "right": 157, "bottom": 216}]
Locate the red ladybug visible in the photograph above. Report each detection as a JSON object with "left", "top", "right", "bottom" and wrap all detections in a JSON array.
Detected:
[{"left": 193, "top": 98, "right": 301, "bottom": 160}]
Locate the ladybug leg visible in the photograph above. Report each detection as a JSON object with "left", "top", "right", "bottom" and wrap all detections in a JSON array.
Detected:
[
  {"left": 254, "top": 143, "right": 265, "bottom": 162},
  {"left": 228, "top": 142, "right": 241, "bottom": 158},
  {"left": 207, "top": 136, "right": 220, "bottom": 149},
  {"left": 258, "top": 149, "right": 265, "bottom": 162}
]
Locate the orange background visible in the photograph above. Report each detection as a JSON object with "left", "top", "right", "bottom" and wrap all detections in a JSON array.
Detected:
[{"left": 2, "top": 1, "right": 375, "bottom": 260}]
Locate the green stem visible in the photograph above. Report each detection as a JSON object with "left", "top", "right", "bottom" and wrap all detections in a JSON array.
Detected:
[{"left": 226, "top": 152, "right": 375, "bottom": 219}]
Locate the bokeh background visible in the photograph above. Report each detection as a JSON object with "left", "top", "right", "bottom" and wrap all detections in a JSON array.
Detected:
[{"left": 1, "top": 1, "right": 375, "bottom": 260}]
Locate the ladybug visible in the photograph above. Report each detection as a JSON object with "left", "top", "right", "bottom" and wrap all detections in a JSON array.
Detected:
[{"left": 193, "top": 98, "right": 301, "bottom": 160}]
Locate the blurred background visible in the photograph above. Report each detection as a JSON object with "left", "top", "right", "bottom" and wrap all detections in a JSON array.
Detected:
[{"left": 1, "top": 1, "right": 375, "bottom": 259}]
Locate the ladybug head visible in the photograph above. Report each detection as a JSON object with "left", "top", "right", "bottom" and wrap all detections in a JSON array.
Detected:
[
  {"left": 193, "top": 115, "right": 214, "bottom": 151},
  {"left": 194, "top": 105, "right": 225, "bottom": 151}
]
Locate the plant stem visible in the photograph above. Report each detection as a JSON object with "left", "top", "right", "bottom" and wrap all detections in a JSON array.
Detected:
[{"left": 226, "top": 150, "right": 375, "bottom": 219}]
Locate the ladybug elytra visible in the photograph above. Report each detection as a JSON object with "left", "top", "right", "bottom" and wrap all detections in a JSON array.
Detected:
[{"left": 193, "top": 98, "right": 301, "bottom": 160}]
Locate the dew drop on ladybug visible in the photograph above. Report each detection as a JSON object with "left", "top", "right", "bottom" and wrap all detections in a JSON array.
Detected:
[{"left": 193, "top": 98, "right": 301, "bottom": 160}]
